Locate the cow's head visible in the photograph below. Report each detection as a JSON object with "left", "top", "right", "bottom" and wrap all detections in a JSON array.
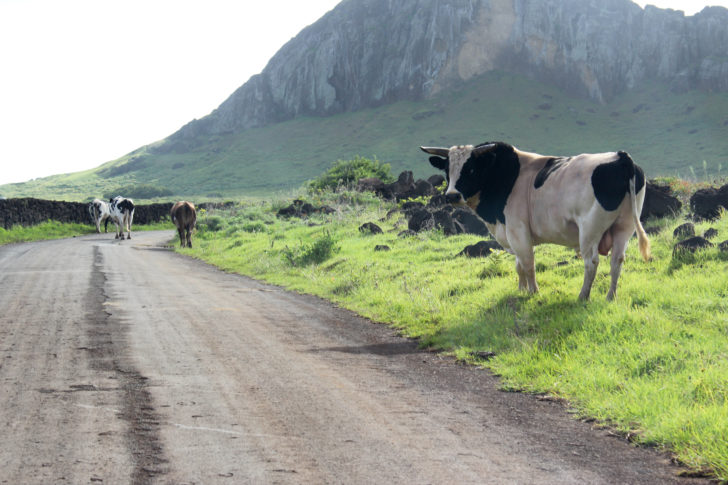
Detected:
[{"left": 420, "top": 143, "right": 496, "bottom": 210}]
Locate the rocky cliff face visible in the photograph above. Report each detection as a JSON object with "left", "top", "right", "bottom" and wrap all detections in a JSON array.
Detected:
[{"left": 166, "top": 0, "right": 728, "bottom": 144}]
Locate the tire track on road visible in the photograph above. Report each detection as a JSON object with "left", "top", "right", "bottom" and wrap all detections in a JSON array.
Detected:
[{"left": 88, "top": 246, "right": 168, "bottom": 484}]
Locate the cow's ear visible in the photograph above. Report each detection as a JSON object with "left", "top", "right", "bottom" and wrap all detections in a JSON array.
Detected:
[{"left": 429, "top": 156, "right": 448, "bottom": 171}]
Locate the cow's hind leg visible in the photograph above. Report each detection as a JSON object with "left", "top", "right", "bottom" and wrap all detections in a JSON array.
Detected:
[
  {"left": 607, "top": 228, "right": 632, "bottom": 301},
  {"left": 579, "top": 246, "right": 599, "bottom": 300},
  {"left": 186, "top": 226, "right": 192, "bottom": 248},
  {"left": 124, "top": 214, "right": 131, "bottom": 239},
  {"left": 579, "top": 226, "right": 604, "bottom": 300}
]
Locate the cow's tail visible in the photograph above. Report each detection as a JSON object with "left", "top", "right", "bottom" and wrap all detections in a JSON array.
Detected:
[{"left": 629, "top": 174, "right": 651, "bottom": 262}]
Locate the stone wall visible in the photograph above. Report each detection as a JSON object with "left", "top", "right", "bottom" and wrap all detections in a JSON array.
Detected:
[{"left": 0, "top": 198, "right": 173, "bottom": 230}]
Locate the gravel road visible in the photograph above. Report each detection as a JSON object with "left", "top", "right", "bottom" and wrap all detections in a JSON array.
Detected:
[{"left": 0, "top": 231, "right": 708, "bottom": 484}]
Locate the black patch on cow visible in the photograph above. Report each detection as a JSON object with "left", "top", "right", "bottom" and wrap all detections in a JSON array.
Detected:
[
  {"left": 534, "top": 157, "right": 570, "bottom": 189},
  {"left": 429, "top": 156, "right": 448, "bottom": 172},
  {"left": 455, "top": 142, "right": 520, "bottom": 225},
  {"left": 118, "top": 199, "right": 135, "bottom": 214},
  {"left": 591, "top": 151, "right": 644, "bottom": 212}
]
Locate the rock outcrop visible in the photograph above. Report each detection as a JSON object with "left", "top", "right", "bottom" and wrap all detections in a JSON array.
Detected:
[{"left": 163, "top": 0, "right": 728, "bottom": 149}]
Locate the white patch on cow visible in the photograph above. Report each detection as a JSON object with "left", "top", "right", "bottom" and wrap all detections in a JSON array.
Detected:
[{"left": 445, "top": 145, "right": 474, "bottom": 199}]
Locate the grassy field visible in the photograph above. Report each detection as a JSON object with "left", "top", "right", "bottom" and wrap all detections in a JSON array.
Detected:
[
  {"left": 2, "top": 71, "right": 727, "bottom": 201},
  {"left": 176, "top": 190, "right": 728, "bottom": 481}
]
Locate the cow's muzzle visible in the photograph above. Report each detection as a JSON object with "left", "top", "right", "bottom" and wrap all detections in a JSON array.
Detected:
[{"left": 445, "top": 192, "right": 464, "bottom": 204}]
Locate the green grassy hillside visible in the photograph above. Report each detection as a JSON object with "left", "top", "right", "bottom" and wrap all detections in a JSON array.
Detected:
[{"left": 3, "top": 71, "right": 727, "bottom": 201}]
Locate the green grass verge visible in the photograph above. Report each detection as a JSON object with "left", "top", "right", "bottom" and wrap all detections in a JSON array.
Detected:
[
  {"left": 0, "top": 221, "right": 97, "bottom": 245},
  {"left": 0, "top": 220, "right": 174, "bottom": 246},
  {"left": 179, "top": 192, "right": 728, "bottom": 481}
]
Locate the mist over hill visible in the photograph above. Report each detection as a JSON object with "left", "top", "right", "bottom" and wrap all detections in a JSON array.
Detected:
[{"left": 3, "top": 0, "right": 728, "bottom": 200}]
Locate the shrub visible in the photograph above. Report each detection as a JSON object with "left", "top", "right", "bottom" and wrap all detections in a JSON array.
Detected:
[
  {"left": 308, "top": 156, "right": 394, "bottom": 192},
  {"left": 282, "top": 231, "right": 339, "bottom": 266},
  {"left": 197, "top": 215, "right": 226, "bottom": 233}
]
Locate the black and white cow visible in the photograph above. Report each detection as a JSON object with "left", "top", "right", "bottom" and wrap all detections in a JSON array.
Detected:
[
  {"left": 108, "top": 196, "right": 135, "bottom": 240},
  {"left": 88, "top": 198, "right": 111, "bottom": 233},
  {"left": 421, "top": 142, "right": 650, "bottom": 300}
]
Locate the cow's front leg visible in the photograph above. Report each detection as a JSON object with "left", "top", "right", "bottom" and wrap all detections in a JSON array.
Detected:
[
  {"left": 514, "top": 253, "right": 538, "bottom": 294},
  {"left": 509, "top": 226, "right": 538, "bottom": 294},
  {"left": 515, "top": 259, "right": 527, "bottom": 291}
]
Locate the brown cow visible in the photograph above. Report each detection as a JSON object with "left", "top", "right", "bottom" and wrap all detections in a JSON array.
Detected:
[{"left": 170, "top": 201, "right": 197, "bottom": 248}]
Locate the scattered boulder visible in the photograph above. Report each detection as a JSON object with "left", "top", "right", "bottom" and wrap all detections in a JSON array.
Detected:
[
  {"left": 357, "top": 171, "right": 445, "bottom": 201},
  {"left": 374, "top": 244, "right": 391, "bottom": 251},
  {"left": 427, "top": 174, "right": 446, "bottom": 188},
  {"left": 704, "top": 228, "right": 719, "bottom": 240},
  {"left": 459, "top": 240, "right": 504, "bottom": 258},
  {"left": 400, "top": 201, "right": 424, "bottom": 214},
  {"left": 641, "top": 182, "right": 682, "bottom": 220},
  {"left": 359, "top": 222, "right": 383, "bottom": 235},
  {"left": 402, "top": 195, "right": 491, "bottom": 237},
  {"left": 426, "top": 194, "right": 448, "bottom": 209},
  {"left": 452, "top": 208, "right": 490, "bottom": 237},
  {"left": 719, "top": 240, "right": 728, "bottom": 252},
  {"left": 408, "top": 208, "right": 435, "bottom": 232},
  {"left": 398, "top": 229, "right": 417, "bottom": 238},
  {"left": 277, "top": 200, "right": 334, "bottom": 218},
  {"left": 406, "top": 179, "right": 436, "bottom": 199},
  {"left": 432, "top": 209, "right": 458, "bottom": 235},
  {"left": 690, "top": 184, "right": 728, "bottom": 220},
  {"left": 376, "top": 171, "right": 416, "bottom": 201},
  {"left": 673, "top": 222, "right": 695, "bottom": 239},
  {"left": 357, "top": 177, "right": 385, "bottom": 193},
  {"left": 673, "top": 236, "right": 713, "bottom": 254}
]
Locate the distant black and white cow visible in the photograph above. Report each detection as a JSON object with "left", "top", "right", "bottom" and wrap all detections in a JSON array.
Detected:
[
  {"left": 108, "top": 196, "right": 135, "bottom": 240},
  {"left": 88, "top": 198, "right": 111, "bottom": 233},
  {"left": 421, "top": 142, "right": 650, "bottom": 300},
  {"left": 170, "top": 201, "right": 196, "bottom": 248}
]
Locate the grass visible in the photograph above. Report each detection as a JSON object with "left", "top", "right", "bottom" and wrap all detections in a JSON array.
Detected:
[
  {"left": 0, "top": 220, "right": 174, "bottom": 246},
  {"left": 2, "top": 71, "right": 727, "bottom": 201},
  {"left": 179, "top": 190, "right": 728, "bottom": 481}
]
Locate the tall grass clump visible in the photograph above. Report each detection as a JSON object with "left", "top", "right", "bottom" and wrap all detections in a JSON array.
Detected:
[{"left": 282, "top": 230, "right": 339, "bottom": 266}]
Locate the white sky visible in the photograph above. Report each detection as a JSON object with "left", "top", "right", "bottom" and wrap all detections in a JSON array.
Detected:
[{"left": 0, "top": 0, "right": 726, "bottom": 185}]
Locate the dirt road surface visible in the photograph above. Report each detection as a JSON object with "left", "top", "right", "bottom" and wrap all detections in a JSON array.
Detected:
[{"left": 0, "top": 231, "right": 708, "bottom": 484}]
